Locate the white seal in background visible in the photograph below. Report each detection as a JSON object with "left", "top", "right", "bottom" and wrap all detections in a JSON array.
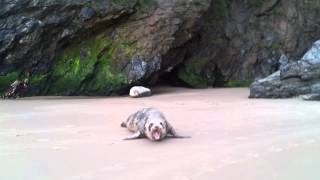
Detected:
[{"left": 129, "top": 86, "right": 152, "bottom": 98}]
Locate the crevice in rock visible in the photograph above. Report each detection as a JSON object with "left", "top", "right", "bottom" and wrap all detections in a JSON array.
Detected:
[{"left": 255, "top": 0, "right": 282, "bottom": 17}]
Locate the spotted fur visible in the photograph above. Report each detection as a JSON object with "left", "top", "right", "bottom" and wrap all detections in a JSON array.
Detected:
[{"left": 121, "top": 108, "right": 189, "bottom": 141}]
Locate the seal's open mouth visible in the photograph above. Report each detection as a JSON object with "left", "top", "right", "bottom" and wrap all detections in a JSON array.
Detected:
[{"left": 152, "top": 130, "right": 161, "bottom": 140}]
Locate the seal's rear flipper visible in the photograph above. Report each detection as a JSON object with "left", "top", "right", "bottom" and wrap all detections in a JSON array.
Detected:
[
  {"left": 167, "top": 134, "right": 191, "bottom": 139},
  {"left": 167, "top": 135, "right": 191, "bottom": 139},
  {"left": 123, "top": 132, "right": 142, "bottom": 140}
]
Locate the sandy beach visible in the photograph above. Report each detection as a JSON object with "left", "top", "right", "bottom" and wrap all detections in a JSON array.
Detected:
[{"left": 1, "top": 87, "right": 320, "bottom": 180}]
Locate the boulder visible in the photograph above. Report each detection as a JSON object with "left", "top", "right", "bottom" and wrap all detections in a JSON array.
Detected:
[
  {"left": 250, "top": 40, "right": 320, "bottom": 99},
  {"left": 302, "top": 94, "right": 320, "bottom": 101},
  {"left": 301, "top": 40, "right": 320, "bottom": 65}
]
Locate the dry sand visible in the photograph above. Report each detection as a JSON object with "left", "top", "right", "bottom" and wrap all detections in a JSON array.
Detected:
[{"left": 0, "top": 87, "right": 320, "bottom": 180}]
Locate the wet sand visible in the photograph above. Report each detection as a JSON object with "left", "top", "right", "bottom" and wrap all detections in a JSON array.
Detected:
[{"left": 0, "top": 87, "right": 320, "bottom": 180}]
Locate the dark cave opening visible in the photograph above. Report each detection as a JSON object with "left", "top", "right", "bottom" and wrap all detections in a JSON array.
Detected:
[
  {"left": 150, "top": 58, "right": 228, "bottom": 89},
  {"left": 155, "top": 69, "right": 192, "bottom": 88}
]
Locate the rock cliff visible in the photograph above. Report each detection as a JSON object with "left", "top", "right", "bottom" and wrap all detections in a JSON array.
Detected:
[
  {"left": 0, "top": 0, "right": 320, "bottom": 96},
  {"left": 168, "top": 0, "right": 320, "bottom": 88}
]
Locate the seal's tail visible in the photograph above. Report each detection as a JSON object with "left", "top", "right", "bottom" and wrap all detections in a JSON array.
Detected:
[{"left": 120, "top": 122, "right": 127, "bottom": 128}]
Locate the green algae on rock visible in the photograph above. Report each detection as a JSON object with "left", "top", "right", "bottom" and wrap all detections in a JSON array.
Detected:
[
  {"left": 46, "top": 32, "right": 139, "bottom": 95},
  {"left": 225, "top": 80, "right": 253, "bottom": 87},
  {"left": 47, "top": 36, "right": 110, "bottom": 95},
  {"left": 177, "top": 62, "right": 215, "bottom": 88}
]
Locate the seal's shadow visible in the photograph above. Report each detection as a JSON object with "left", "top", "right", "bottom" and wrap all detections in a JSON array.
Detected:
[{"left": 151, "top": 87, "right": 186, "bottom": 96}]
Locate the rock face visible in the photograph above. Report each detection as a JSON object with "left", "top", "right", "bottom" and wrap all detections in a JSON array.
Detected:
[
  {"left": 0, "top": 0, "right": 320, "bottom": 96},
  {"left": 250, "top": 40, "right": 320, "bottom": 98},
  {"left": 0, "top": 0, "right": 210, "bottom": 95},
  {"left": 164, "top": 0, "right": 320, "bottom": 87}
]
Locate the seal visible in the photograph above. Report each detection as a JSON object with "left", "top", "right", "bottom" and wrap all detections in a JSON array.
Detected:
[
  {"left": 129, "top": 86, "right": 151, "bottom": 98},
  {"left": 121, "top": 108, "right": 190, "bottom": 141}
]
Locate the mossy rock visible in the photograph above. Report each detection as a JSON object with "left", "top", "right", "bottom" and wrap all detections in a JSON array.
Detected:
[
  {"left": 135, "top": 0, "right": 157, "bottom": 14},
  {"left": 46, "top": 31, "right": 139, "bottom": 95},
  {"left": 48, "top": 35, "right": 110, "bottom": 95},
  {"left": 213, "top": 0, "right": 230, "bottom": 17},
  {"left": 82, "top": 54, "right": 127, "bottom": 95},
  {"left": 28, "top": 74, "right": 48, "bottom": 95},
  {"left": 30, "top": 74, "right": 48, "bottom": 86},
  {"left": 176, "top": 55, "right": 216, "bottom": 88},
  {"left": 177, "top": 68, "right": 214, "bottom": 88},
  {"left": 112, "top": 0, "right": 136, "bottom": 6},
  {"left": 224, "top": 80, "right": 253, "bottom": 87},
  {"left": 248, "top": 0, "right": 265, "bottom": 7}
]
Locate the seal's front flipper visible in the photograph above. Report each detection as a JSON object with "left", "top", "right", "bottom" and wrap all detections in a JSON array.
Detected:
[
  {"left": 123, "top": 132, "right": 142, "bottom": 140},
  {"left": 120, "top": 122, "right": 127, "bottom": 128},
  {"left": 166, "top": 121, "right": 178, "bottom": 136},
  {"left": 166, "top": 121, "right": 191, "bottom": 139}
]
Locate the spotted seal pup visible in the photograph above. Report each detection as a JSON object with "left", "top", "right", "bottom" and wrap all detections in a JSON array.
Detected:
[{"left": 121, "top": 108, "right": 190, "bottom": 141}]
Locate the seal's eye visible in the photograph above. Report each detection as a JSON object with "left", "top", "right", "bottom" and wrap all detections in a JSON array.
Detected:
[{"left": 148, "top": 123, "right": 153, "bottom": 131}]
